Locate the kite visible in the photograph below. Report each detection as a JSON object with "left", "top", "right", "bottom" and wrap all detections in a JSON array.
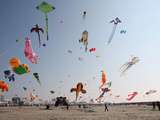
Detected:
[
  {"left": 33, "top": 73, "right": 41, "bottom": 85},
  {"left": 108, "top": 17, "right": 121, "bottom": 45},
  {"left": 79, "top": 30, "right": 88, "bottom": 52},
  {"left": 24, "top": 37, "right": 38, "bottom": 64},
  {"left": 106, "top": 81, "right": 112, "bottom": 88},
  {"left": 9, "top": 57, "right": 21, "bottom": 68},
  {"left": 36, "top": 1, "right": 55, "bottom": 40},
  {"left": 67, "top": 50, "right": 72, "bottom": 54},
  {"left": 120, "top": 56, "right": 140, "bottom": 75},
  {"left": 50, "top": 90, "right": 55, "bottom": 94},
  {"left": 9, "top": 57, "right": 30, "bottom": 75},
  {"left": 30, "top": 93, "right": 37, "bottom": 102},
  {"left": 126, "top": 92, "right": 138, "bottom": 101},
  {"left": 89, "top": 48, "right": 96, "bottom": 53},
  {"left": 99, "top": 70, "right": 107, "bottom": 89},
  {"left": 31, "top": 24, "right": 44, "bottom": 47},
  {"left": 145, "top": 90, "right": 157, "bottom": 95},
  {"left": 4, "top": 70, "right": 15, "bottom": 82},
  {"left": 96, "top": 88, "right": 111, "bottom": 101},
  {"left": 0, "top": 80, "right": 9, "bottom": 92},
  {"left": 120, "top": 30, "right": 126, "bottom": 34},
  {"left": 70, "top": 82, "right": 86, "bottom": 101},
  {"left": 23, "top": 87, "right": 27, "bottom": 91},
  {"left": 82, "top": 11, "right": 86, "bottom": 20}
]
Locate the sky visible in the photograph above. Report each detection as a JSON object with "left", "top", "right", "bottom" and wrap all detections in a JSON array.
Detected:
[{"left": 0, "top": 0, "right": 160, "bottom": 103}]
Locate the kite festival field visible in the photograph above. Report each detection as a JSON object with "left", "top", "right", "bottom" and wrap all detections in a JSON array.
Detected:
[{"left": 0, "top": 105, "right": 159, "bottom": 120}]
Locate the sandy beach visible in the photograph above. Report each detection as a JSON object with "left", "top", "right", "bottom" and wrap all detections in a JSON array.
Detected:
[{"left": 0, "top": 105, "right": 159, "bottom": 120}]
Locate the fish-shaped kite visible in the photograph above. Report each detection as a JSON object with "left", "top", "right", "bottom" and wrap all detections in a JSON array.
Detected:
[{"left": 24, "top": 37, "right": 38, "bottom": 64}]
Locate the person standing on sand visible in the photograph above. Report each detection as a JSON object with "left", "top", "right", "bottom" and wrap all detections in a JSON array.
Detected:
[
  {"left": 156, "top": 102, "right": 160, "bottom": 111},
  {"left": 105, "top": 104, "right": 109, "bottom": 112}
]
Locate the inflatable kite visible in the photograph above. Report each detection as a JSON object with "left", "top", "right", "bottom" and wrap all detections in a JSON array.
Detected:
[
  {"left": 126, "top": 92, "right": 138, "bottom": 101},
  {"left": 70, "top": 82, "right": 86, "bottom": 100},
  {"left": 120, "top": 56, "right": 140, "bottom": 75},
  {"left": 108, "top": 17, "right": 121, "bottom": 45},
  {"left": 36, "top": 1, "right": 55, "bottom": 40},
  {"left": 9, "top": 57, "right": 30, "bottom": 75},
  {"left": 100, "top": 70, "right": 107, "bottom": 89},
  {"left": 79, "top": 30, "right": 88, "bottom": 52},
  {"left": 24, "top": 37, "right": 38, "bottom": 64},
  {"left": 0, "top": 80, "right": 9, "bottom": 92},
  {"left": 31, "top": 24, "right": 44, "bottom": 47},
  {"left": 4, "top": 70, "right": 15, "bottom": 82}
]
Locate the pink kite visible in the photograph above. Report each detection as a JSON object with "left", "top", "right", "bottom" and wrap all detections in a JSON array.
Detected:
[
  {"left": 126, "top": 92, "right": 138, "bottom": 101},
  {"left": 24, "top": 37, "right": 38, "bottom": 64}
]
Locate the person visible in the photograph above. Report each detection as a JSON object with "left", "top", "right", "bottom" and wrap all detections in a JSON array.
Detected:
[
  {"left": 46, "top": 104, "right": 50, "bottom": 110},
  {"left": 152, "top": 102, "right": 156, "bottom": 110},
  {"left": 105, "top": 104, "right": 109, "bottom": 112},
  {"left": 156, "top": 102, "right": 160, "bottom": 111},
  {"left": 66, "top": 104, "right": 69, "bottom": 110}
]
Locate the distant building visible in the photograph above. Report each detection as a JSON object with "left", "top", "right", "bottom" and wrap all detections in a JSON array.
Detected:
[{"left": 0, "top": 95, "right": 5, "bottom": 102}]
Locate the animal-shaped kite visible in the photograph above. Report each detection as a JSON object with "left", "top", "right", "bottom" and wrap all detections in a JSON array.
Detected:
[
  {"left": 120, "top": 56, "right": 140, "bottom": 75},
  {"left": 108, "top": 17, "right": 121, "bottom": 45},
  {"left": 33, "top": 73, "right": 41, "bottom": 85},
  {"left": 89, "top": 48, "right": 96, "bottom": 53},
  {"left": 4, "top": 70, "right": 15, "bottom": 82},
  {"left": 79, "top": 30, "right": 88, "bottom": 52},
  {"left": 24, "top": 37, "right": 38, "bottom": 64},
  {"left": 126, "top": 92, "right": 138, "bottom": 101},
  {"left": 9, "top": 57, "right": 30, "bottom": 75},
  {"left": 70, "top": 82, "right": 86, "bottom": 100},
  {"left": 31, "top": 24, "right": 44, "bottom": 47},
  {"left": 145, "top": 90, "right": 157, "bottom": 95},
  {"left": 36, "top": 1, "right": 55, "bottom": 40},
  {"left": 0, "top": 80, "right": 9, "bottom": 92},
  {"left": 99, "top": 70, "right": 107, "bottom": 89}
]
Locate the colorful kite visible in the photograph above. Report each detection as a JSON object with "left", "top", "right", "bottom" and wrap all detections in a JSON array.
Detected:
[
  {"left": 100, "top": 70, "right": 107, "bottom": 89},
  {"left": 0, "top": 80, "right": 9, "bottom": 92},
  {"left": 120, "top": 56, "right": 140, "bottom": 75},
  {"left": 31, "top": 24, "right": 44, "bottom": 47},
  {"left": 108, "top": 17, "right": 121, "bottom": 45},
  {"left": 96, "top": 88, "right": 111, "bottom": 101},
  {"left": 126, "top": 92, "right": 138, "bottom": 101},
  {"left": 70, "top": 82, "right": 86, "bottom": 101},
  {"left": 36, "top": 1, "right": 55, "bottom": 40},
  {"left": 4, "top": 70, "right": 15, "bottom": 82},
  {"left": 79, "top": 30, "right": 88, "bottom": 52},
  {"left": 145, "top": 90, "right": 157, "bottom": 95},
  {"left": 9, "top": 57, "right": 30, "bottom": 75},
  {"left": 24, "top": 37, "right": 38, "bottom": 64},
  {"left": 30, "top": 92, "right": 37, "bottom": 102},
  {"left": 33, "top": 73, "right": 41, "bottom": 85}
]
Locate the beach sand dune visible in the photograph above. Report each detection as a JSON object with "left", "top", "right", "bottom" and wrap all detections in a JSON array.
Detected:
[{"left": 0, "top": 105, "right": 159, "bottom": 120}]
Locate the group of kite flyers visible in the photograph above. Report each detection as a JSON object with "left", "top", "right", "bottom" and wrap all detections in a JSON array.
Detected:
[{"left": 0, "top": 1, "right": 158, "bottom": 104}]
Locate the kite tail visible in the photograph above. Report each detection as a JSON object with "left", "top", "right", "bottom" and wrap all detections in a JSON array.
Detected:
[
  {"left": 37, "top": 32, "right": 41, "bottom": 47},
  {"left": 108, "top": 24, "right": 117, "bottom": 45},
  {"left": 45, "top": 14, "right": 49, "bottom": 41}
]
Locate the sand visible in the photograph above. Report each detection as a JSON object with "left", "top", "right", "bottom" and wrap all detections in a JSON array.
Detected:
[{"left": 0, "top": 105, "right": 159, "bottom": 120}]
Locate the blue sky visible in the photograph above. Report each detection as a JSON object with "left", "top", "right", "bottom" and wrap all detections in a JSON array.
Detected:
[{"left": 0, "top": 0, "right": 160, "bottom": 103}]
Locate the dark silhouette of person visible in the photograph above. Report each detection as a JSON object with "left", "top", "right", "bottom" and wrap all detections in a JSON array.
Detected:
[
  {"left": 156, "top": 102, "right": 160, "bottom": 111},
  {"left": 152, "top": 102, "right": 156, "bottom": 110},
  {"left": 105, "top": 104, "right": 109, "bottom": 112}
]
